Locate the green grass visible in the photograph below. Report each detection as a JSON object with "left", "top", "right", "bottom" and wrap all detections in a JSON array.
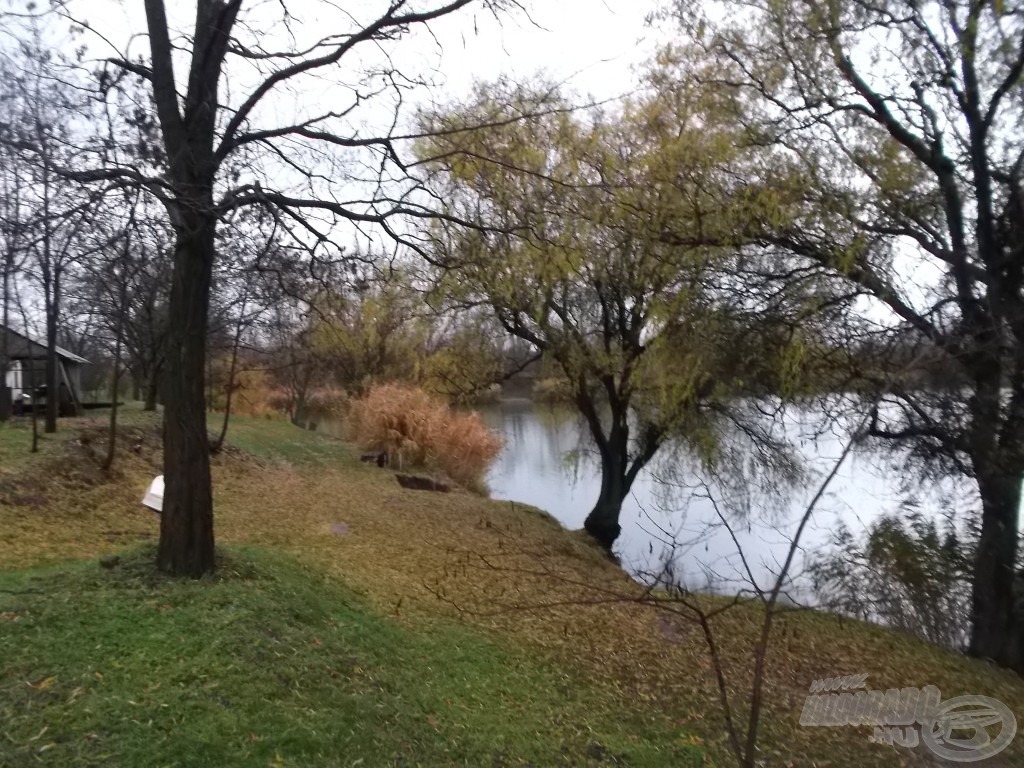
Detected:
[
  {"left": 0, "top": 409, "right": 351, "bottom": 475},
  {"left": 0, "top": 547, "right": 701, "bottom": 768},
  {"left": 219, "top": 415, "right": 358, "bottom": 467},
  {"left": 0, "top": 416, "right": 76, "bottom": 474}
]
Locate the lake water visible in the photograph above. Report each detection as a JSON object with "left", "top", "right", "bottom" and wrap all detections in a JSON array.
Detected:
[{"left": 475, "top": 399, "right": 972, "bottom": 599}]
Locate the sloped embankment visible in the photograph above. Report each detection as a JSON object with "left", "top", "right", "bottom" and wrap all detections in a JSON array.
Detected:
[{"left": 2, "top": 411, "right": 1023, "bottom": 766}]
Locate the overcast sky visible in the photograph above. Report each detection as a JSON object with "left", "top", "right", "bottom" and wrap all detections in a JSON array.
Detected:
[
  {"left": 413, "top": 0, "right": 665, "bottom": 101},
  {"left": 64, "top": 0, "right": 666, "bottom": 110}
]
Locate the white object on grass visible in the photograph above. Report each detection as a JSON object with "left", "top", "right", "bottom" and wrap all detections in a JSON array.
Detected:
[{"left": 142, "top": 475, "right": 164, "bottom": 513}]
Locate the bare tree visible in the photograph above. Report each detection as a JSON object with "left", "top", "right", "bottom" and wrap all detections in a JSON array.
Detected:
[
  {"left": 209, "top": 213, "right": 287, "bottom": 452},
  {"left": 637, "top": 423, "right": 861, "bottom": 768},
  {"left": 75, "top": 190, "right": 146, "bottom": 469},
  {"left": 122, "top": 225, "right": 171, "bottom": 412},
  {"left": 1, "top": 29, "right": 101, "bottom": 433},
  {"left": 9, "top": 273, "right": 41, "bottom": 452},
  {"left": 27, "top": 0, "right": 521, "bottom": 576},
  {"left": 0, "top": 61, "right": 31, "bottom": 423}
]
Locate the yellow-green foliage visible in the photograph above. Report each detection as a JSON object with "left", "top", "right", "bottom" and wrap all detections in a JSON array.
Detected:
[
  {"left": 419, "top": 329, "right": 504, "bottom": 403},
  {"left": 532, "top": 376, "right": 572, "bottom": 402},
  {"left": 415, "top": 75, "right": 820, "bottom": 444},
  {"left": 347, "top": 383, "right": 502, "bottom": 490},
  {"left": 208, "top": 367, "right": 285, "bottom": 418},
  {"left": 306, "top": 276, "right": 430, "bottom": 394}
]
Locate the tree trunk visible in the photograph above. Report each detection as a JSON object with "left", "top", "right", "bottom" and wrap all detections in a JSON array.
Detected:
[
  {"left": 970, "top": 468, "right": 1021, "bottom": 669},
  {"left": 211, "top": 294, "right": 247, "bottom": 454},
  {"left": 40, "top": 145, "right": 57, "bottom": 434},
  {"left": 1, "top": 257, "right": 10, "bottom": 422},
  {"left": 291, "top": 388, "right": 307, "bottom": 427},
  {"left": 144, "top": 364, "right": 160, "bottom": 411},
  {"left": 583, "top": 415, "right": 635, "bottom": 553},
  {"left": 103, "top": 325, "right": 124, "bottom": 471},
  {"left": 585, "top": 458, "right": 629, "bottom": 553},
  {"left": 25, "top": 350, "right": 37, "bottom": 453},
  {"left": 574, "top": 389, "right": 646, "bottom": 554},
  {"left": 157, "top": 209, "right": 216, "bottom": 577},
  {"left": 103, "top": 243, "right": 130, "bottom": 471},
  {"left": 44, "top": 302, "right": 58, "bottom": 433}
]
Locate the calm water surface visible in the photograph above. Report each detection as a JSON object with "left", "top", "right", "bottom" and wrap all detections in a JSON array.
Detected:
[{"left": 475, "top": 399, "right": 970, "bottom": 596}]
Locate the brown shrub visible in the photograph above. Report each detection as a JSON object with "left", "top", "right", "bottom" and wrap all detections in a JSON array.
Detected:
[{"left": 347, "top": 383, "right": 502, "bottom": 491}]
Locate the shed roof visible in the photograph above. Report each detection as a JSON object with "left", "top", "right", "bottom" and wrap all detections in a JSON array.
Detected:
[{"left": 1, "top": 325, "right": 89, "bottom": 365}]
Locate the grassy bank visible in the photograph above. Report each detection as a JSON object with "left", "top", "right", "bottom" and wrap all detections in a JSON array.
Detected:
[
  {"left": 0, "top": 547, "right": 697, "bottom": 767},
  {"left": 2, "top": 407, "right": 1023, "bottom": 766}
]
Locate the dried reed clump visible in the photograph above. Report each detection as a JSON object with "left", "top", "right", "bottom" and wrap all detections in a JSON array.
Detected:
[{"left": 347, "top": 383, "right": 502, "bottom": 491}]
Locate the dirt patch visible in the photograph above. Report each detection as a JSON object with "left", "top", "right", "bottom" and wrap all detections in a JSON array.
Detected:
[{"left": 394, "top": 474, "right": 450, "bottom": 493}]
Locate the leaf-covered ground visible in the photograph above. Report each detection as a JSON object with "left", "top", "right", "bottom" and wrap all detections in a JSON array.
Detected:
[{"left": 1, "top": 408, "right": 1022, "bottom": 766}]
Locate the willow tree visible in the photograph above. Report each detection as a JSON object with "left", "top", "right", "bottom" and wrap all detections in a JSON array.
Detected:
[
  {"left": 670, "top": 0, "right": 1024, "bottom": 669},
  {"left": 418, "top": 80, "right": 819, "bottom": 552},
  {"left": 24, "top": 0, "right": 518, "bottom": 576}
]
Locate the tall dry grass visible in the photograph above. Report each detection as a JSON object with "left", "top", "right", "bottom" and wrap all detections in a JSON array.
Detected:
[{"left": 347, "top": 383, "right": 503, "bottom": 492}]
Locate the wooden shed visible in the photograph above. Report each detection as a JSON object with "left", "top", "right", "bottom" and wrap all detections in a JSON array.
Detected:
[{"left": 1, "top": 325, "right": 89, "bottom": 417}]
